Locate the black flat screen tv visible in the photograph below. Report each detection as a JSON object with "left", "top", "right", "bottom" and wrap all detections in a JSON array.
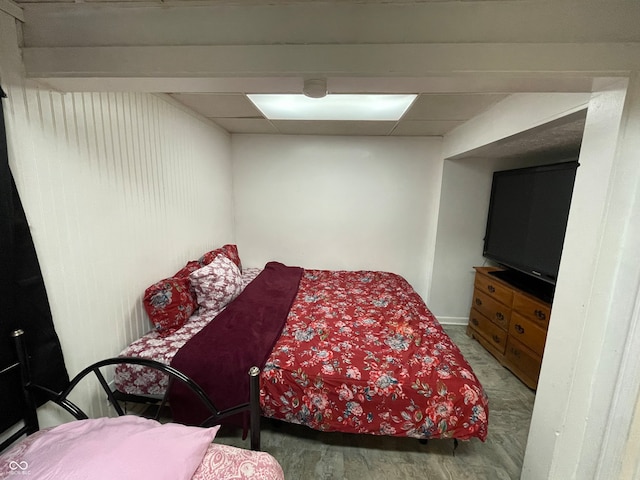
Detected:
[{"left": 483, "top": 160, "right": 578, "bottom": 297}]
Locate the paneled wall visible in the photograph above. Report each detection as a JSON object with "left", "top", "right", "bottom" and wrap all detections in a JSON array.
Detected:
[{"left": 1, "top": 12, "right": 234, "bottom": 423}]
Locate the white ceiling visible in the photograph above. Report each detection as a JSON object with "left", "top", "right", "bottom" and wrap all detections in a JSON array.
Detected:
[
  {"left": 448, "top": 109, "right": 587, "bottom": 162},
  {"left": 169, "top": 92, "right": 509, "bottom": 136},
  {"left": 11, "top": 0, "right": 639, "bottom": 149}
]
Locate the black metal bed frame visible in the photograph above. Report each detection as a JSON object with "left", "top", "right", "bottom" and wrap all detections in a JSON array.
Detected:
[{"left": 0, "top": 329, "right": 261, "bottom": 453}]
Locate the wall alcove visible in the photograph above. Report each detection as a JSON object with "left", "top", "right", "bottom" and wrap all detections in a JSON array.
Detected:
[{"left": 428, "top": 109, "right": 586, "bottom": 323}]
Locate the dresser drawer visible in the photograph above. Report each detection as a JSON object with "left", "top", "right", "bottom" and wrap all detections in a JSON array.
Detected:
[
  {"left": 472, "top": 289, "right": 511, "bottom": 330},
  {"left": 474, "top": 272, "right": 513, "bottom": 307},
  {"left": 469, "top": 308, "right": 507, "bottom": 355},
  {"left": 509, "top": 312, "right": 547, "bottom": 356},
  {"left": 513, "top": 292, "right": 551, "bottom": 328},
  {"left": 505, "top": 337, "right": 542, "bottom": 388}
]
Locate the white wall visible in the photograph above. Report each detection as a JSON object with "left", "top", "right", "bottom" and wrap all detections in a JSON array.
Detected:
[
  {"left": 0, "top": 12, "right": 234, "bottom": 424},
  {"left": 231, "top": 135, "right": 442, "bottom": 300},
  {"left": 427, "top": 157, "right": 506, "bottom": 322}
]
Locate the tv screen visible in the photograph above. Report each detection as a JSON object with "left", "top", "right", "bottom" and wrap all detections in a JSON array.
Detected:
[{"left": 483, "top": 161, "right": 578, "bottom": 286}]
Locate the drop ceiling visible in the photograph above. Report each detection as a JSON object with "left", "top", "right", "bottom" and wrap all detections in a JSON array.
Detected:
[{"left": 169, "top": 92, "right": 509, "bottom": 136}]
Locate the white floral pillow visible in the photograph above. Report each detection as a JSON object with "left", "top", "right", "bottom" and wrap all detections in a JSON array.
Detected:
[{"left": 189, "top": 255, "right": 243, "bottom": 311}]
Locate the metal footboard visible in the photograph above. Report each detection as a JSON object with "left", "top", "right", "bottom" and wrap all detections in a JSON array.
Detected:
[{"left": 6, "top": 329, "right": 261, "bottom": 451}]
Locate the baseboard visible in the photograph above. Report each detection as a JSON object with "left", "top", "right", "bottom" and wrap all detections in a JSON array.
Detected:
[{"left": 437, "top": 317, "right": 468, "bottom": 326}]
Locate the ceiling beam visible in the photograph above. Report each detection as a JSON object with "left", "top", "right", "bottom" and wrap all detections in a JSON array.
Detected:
[
  {"left": 23, "top": 43, "right": 640, "bottom": 80},
  {"left": 34, "top": 75, "right": 601, "bottom": 95},
  {"left": 0, "top": 0, "right": 23, "bottom": 21},
  {"left": 18, "top": 1, "right": 640, "bottom": 48},
  {"left": 18, "top": 1, "right": 640, "bottom": 94}
]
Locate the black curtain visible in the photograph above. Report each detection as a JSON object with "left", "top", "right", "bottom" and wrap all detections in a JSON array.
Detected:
[{"left": 0, "top": 87, "right": 69, "bottom": 432}]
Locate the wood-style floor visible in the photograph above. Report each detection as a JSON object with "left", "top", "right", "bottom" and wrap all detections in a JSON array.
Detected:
[{"left": 214, "top": 325, "right": 536, "bottom": 479}]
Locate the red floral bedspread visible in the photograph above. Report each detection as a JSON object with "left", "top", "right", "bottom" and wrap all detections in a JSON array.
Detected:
[
  {"left": 260, "top": 269, "right": 488, "bottom": 441},
  {"left": 115, "top": 267, "right": 488, "bottom": 442}
]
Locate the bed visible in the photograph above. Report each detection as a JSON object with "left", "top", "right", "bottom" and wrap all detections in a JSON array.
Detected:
[
  {"left": 114, "top": 245, "right": 489, "bottom": 444},
  {"left": 0, "top": 330, "right": 284, "bottom": 480}
]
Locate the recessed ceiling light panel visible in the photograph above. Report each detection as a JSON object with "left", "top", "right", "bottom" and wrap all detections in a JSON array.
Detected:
[{"left": 247, "top": 94, "right": 417, "bottom": 121}]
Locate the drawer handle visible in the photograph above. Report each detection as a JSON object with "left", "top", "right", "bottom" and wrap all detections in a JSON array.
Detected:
[
  {"left": 496, "top": 312, "right": 504, "bottom": 321},
  {"left": 487, "top": 285, "right": 496, "bottom": 293},
  {"left": 510, "top": 347, "right": 521, "bottom": 358},
  {"left": 514, "top": 324, "right": 525, "bottom": 334},
  {"left": 471, "top": 318, "right": 479, "bottom": 326},
  {"left": 492, "top": 334, "right": 501, "bottom": 344},
  {"left": 475, "top": 298, "right": 482, "bottom": 306},
  {"left": 535, "top": 310, "right": 546, "bottom": 320}
]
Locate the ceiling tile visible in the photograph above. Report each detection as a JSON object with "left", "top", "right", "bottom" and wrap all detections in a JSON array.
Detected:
[
  {"left": 171, "top": 93, "right": 263, "bottom": 118},
  {"left": 392, "top": 120, "right": 465, "bottom": 136},
  {"left": 403, "top": 94, "right": 508, "bottom": 121},
  {"left": 210, "top": 118, "right": 278, "bottom": 134},
  {"left": 271, "top": 120, "right": 396, "bottom": 136}
]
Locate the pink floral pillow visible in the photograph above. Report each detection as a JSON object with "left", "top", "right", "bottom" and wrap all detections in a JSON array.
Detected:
[
  {"left": 189, "top": 255, "right": 243, "bottom": 311},
  {"left": 143, "top": 277, "right": 196, "bottom": 336}
]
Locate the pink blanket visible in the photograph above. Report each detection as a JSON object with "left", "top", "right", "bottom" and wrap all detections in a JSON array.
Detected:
[{"left": 170, "top": 262, "right": 303, "bottom": 426}]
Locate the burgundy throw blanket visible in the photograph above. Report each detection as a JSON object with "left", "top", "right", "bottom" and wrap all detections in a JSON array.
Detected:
[{"left": 169, "top": 261, "right": 303, "bottom": 427}]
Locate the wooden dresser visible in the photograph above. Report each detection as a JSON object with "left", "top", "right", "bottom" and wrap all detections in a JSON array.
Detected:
[{"left": 466, "top": 266, "right": 552, "bottom": 389}]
